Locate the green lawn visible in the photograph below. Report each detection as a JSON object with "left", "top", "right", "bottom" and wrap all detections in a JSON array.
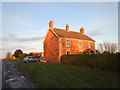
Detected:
[{"left": 17, "top": 62, "right": 118, "bottom": 88}]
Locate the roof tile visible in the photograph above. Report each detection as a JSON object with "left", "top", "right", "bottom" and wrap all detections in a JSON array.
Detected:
[{"left": 52, "top": 28, "right": 95, "bottom": 41}]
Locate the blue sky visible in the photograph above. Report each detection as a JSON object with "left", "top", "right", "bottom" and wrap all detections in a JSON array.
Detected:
[{"left": 1, "top": 2, "right": 118, "bottom": 58}]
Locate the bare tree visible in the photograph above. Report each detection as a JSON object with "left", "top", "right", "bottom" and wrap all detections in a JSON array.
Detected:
[
  {"left": 5, "top": 52, "right": 12, "bottom": 59},
  {"left": 97, "top": 41, "right": 117, "bottom": 53},
  {"left": 97, "top": 43, "right": 104, "bottom": 53},
  {"left": 110, "top": 43, "right": 117, "bottom": 53},
  {"left": 103, "top": 41, "right": 111, "bottom": 52}
]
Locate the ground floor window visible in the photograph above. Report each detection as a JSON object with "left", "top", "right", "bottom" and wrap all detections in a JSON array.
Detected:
[
  {"left": 79, "top": 51, "right": 83, "bottom": 54},
  {"left": 79, "top": 50, "right": 83, "bottom": 54},
  {"left": 66, "top": 50, "right": 70, "bottom": 55}
]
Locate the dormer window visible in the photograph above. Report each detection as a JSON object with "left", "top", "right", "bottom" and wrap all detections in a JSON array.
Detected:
[
  {"left": 78, "top": 41, "right": 82, "bottom": 47},
  {"left": 88, "top": 43, "right": 91, "bottom": 48},
  {"left": 66, "top": 40, "right": 70, "bottom": 47}
]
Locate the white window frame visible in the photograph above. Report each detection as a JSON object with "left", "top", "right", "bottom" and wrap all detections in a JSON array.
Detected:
[
  {"left": 88, "top": 42, "right": 91, "bottom": 48},
  {"left": 78, "top": 41, "right": 82, "bottom": 47},
  {"left": 66, "top": 40, "right": 70, "bottom": 47}
]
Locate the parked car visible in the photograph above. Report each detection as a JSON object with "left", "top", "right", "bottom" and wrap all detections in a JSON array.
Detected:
[{"left": 23, "top": 56, "right": 38, "bottom": 63}]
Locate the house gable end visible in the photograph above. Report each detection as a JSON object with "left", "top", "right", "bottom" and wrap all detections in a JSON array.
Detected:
[
  {"left": 44, "top": 28, "right": 59, "bottom": 63},
  {"left": 43, "top": 29, "right": 59, "bottom": 43}
]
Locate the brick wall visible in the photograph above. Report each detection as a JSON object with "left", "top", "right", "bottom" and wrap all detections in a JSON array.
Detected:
[
  {"left": 60, "top": 38, "right": 95, "bottom": 56},
  {"left": 44, "top": 30, "right": 59, "bottom": 63}
]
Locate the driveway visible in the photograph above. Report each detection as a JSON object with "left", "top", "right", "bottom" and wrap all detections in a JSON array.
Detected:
[{"left": 2, "top": 60, "right": 37, "bottom": 88}]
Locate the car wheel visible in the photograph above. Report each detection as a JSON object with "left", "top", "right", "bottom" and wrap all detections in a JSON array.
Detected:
[{"left": 26, "top": 60, "right": 29, "bottom": 63}]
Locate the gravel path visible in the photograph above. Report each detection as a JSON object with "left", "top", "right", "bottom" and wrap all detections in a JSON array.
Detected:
[
  {"left": 0, "top": 60, "right": 2, "bottom": 89},
  {"left": 2, "top": 60, "right": 37, "bottom": 88}
]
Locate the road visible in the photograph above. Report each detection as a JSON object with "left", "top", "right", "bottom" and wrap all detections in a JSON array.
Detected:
[
  {"left": 2, "top": 60, "right": 37, "bottom": 88},
  {"left": 0, "top": 60, "right": 2, "bottom": 90}
]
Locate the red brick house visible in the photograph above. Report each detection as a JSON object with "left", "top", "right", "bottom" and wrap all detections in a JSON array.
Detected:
[{"left": 43, "top": 21, "right": 96, "bottom": 63}]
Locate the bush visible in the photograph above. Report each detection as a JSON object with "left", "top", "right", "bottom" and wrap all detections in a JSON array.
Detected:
[
  {"left": 61, "top": 53, "right": 119, "bottom": 72},
  {"left": 18, "top": 54, "right": 26, "bottom": 60}
]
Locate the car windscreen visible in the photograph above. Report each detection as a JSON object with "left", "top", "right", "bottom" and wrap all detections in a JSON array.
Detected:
[
  {"left": 25, "top": 57, "right": 35, "bottom": 59},
  {"left": 27, "top": 57, "right": 33, "bottom": 59}
]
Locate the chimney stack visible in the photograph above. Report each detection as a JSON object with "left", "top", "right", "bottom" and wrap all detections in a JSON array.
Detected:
[
  {"left": 66, "top": 24, "right": 70, "bottom": 31},
  {"left": 49, "top": 21, "right": 54, "bottom": 29},
  {"left": 80, "top": 27, "right": 85, "bottom": 34}
]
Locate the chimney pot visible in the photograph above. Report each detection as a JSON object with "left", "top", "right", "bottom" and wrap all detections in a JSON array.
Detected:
[
  {"left": 66, "top": 24, "right": 70, "bottom": 31},
  {"left": 80, "top": 27, "right": 85, "bottom": 34},
  {"left": 49, "top": 21, "right": 54, "bottom": 29}
]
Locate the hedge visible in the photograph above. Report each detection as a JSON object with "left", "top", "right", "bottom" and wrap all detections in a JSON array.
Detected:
[{"left": 61, "top": 53, "right": 119, "bottom": 72}]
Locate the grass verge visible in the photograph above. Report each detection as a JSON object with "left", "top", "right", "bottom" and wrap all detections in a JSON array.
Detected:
[{"left": 17, "top": 62, "right": 118, "bottom": 88}]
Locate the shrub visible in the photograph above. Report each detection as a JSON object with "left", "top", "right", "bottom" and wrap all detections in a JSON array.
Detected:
[
  {"left": 18, "top": 54, "right": 26, "bottom": 60},
  {"left": 61, "top": 53, "right": 119, "bottom": 72},
  {"left": 13, "top": 49, "right": 23, "bottom": 58}
]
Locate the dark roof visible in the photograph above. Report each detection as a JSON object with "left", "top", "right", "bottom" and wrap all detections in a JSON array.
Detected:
[
  {"left": 52, "top": 28, "right": 95, "bottom": 41},
  {"left": 83, "top": 49, "right": 95, "bottom": 54}
]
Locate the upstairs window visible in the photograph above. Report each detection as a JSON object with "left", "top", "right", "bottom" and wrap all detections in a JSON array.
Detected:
[
  {"left": 88, "top": 43, "right": 91, "bottom": 48},
  {"left": 66, "top": 40, "right": 70, "bottom": 47},
  {"left": 78, "top": 42, "right": 82, "bottom": 47}
]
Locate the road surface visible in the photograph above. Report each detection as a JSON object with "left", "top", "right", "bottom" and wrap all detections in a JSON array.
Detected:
[
  {"left": 0, "top": 60, "right": 2, "bottom": 90},
  {"left": 2, "top": 60, "right": 37, "bottom": 88}
]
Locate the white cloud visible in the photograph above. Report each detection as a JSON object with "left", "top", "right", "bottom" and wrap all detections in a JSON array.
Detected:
[
  {"left": 2, "top": 35, "right": 44, "bottom": 42},
  {"left": 88, "top": 30, "right": 104, "bottom": 37},
  {"left": 1, "top": 33, "right": 44, "bottom": 58}
]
